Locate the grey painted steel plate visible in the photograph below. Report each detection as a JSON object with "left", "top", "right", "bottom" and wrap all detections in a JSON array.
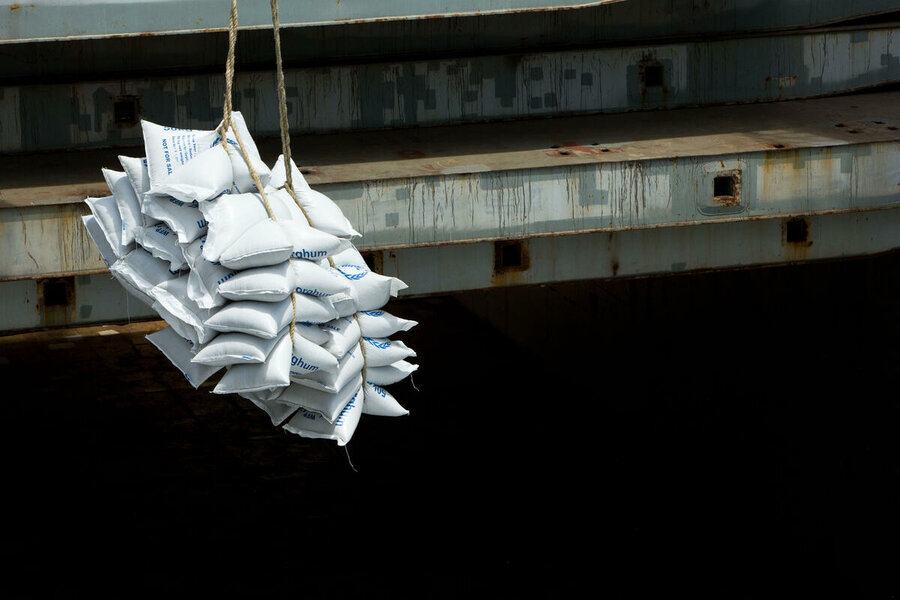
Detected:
[
  {"left": 1, "top": 91, "right": 898, "bottom": 284},
  {"left": 2, "top": 208, "right": 898, "bottom": 332},
  {"left": 0, "top": 0, "right": 622, "bottom": 44},
  {"left": 2, "top": 27, "right": 897, "bottom": 154}
]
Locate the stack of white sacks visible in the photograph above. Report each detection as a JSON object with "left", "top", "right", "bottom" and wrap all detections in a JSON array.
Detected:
[{"left": 82, "top": 112, "right": 418, "bottom": 446}]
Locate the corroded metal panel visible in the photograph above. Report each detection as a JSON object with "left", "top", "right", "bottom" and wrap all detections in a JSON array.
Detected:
[
  {"left": 377, "top": 208, "right": 900, "bottom": 295},
  {"left": 2, "top": 140, "right": 898, "bottom": 280},
  {"left": 0, "top": 203, "right": 101, "bottom": 279},
  {"left": 0, "top": 0, "right": 623, "bottom": 43},
  {"left": 2, "top": 208, "right": 897, "bottom": 332},
  {"left": 0, "top": 276, "right": 156, "bottom": 332},
  {"left": 8, "top": 91, "right": 899, "bottom": 209},
  {"left": 2, "top": 27, "right": 898, "bottom": 153},
  {"left": 2, "top": 0, "right": 896, "bottom": 45},
  {"left": 2, "top": 92, "right": 899, "bottom": 281},
  {"left": 318, "top": 142, "right": 900, "bottom": 249}
]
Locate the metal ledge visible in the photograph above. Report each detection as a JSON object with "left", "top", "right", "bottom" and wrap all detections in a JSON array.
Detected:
[
  {"left": 2, "top": 26, "right": 897, "bottom": 154},
  {"left": 1, "top": 92, "right": 898, "bottom": 285},
  {"left": 3, "top": 91, "right": 899, "bottom": 207},
  {"left": 3, "top": 208, "right": 898, "bottom": 332},
  {"left": 0, "top": 0, "right": 622, "bottom": 44}
]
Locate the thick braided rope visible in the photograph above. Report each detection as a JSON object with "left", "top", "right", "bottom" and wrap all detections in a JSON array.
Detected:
[
  {"left": 220, "top": 0, "right": 293, "bottom": 339},
  {"left": 219, "top": 0, "right": 277, "bottom": 223},
  {"left": 270, "top": 0, "right": 367, "bottom": 382},
  {"left": 219, "top": 0, "right": 237, "bottom": 135},
  {"left": 270, "top": 0, "right": 314, "bottom": 226}
]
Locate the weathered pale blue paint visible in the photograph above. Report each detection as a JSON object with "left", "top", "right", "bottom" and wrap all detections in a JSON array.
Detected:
[
  {"left": 2, "top": 140, "right": 897, "bottom": 280},
  {"left": 0, "top": 0, "right": 623, "bottom": 43},
  {"left": 2, "top": 206, "right": 897, "bottom": 331},
  {"left": 2, "top": 27, "right": 896, "bottom": 153}
]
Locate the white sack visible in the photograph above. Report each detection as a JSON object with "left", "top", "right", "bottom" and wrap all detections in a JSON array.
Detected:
[
  {"left": 101, "top": 168, "right": 143, "bottom": 245},
  {"left": 81, "top": 215, "right": 117, "bottom": 269},
  {"left": 204, "top": 298, "right": 293, "bottom": 339},
  {"left": 283, "top": 386, "right": 363, "bottom": 446},
  {"left": 355, "top": 309, "right": 418, "bottom": 339},
  {"left": 331, "top": 247, "right": 408, "bottom": 311},
  {"left": 335, "top": 263, "right": 407, "bottom": 312},
  {"left": 220, "top": 112, "right": 272, "bottom": 193},
  {"left": 293, "top": 321, "right": 330, "bottom": 345},
  {"left": 320, "top": 317, "right": 361, "bottom": 359},
  {"left": 279, "top": 219, "right": 349, "bottom": 261},
  {"left": 292, "top": 259, "right": 353, "bottom": 298},
  {"left": 109, "top": 247, "right": 177, "bottom": 306},
  {"left": 213, "top": 329, "right": 292, "bottom": 394},
  {"left": 136, "top": 222, "right": 186, "bottom": 271},
  {"left": 141, "top": 112, "right": 270, "bottom": 196},
  {"left": 152, "top": 299, "right": 201, "bottom": 346},
  {"left": 291, "top": 345, "right": 364, "bottom": 393},
  {"left": 291, "top": 292, "right": 341, "bottom": 324},
  {"left": 280, "top": 374, "right": 363, "bottom": 424},
  {"left": 146, "top": 326, "right": 222, "bottom": 389},
  {"left": 268, "top": 156, "right": 360, "bottom": 238},
  {"left": 366, "top": 359, "right": 418, "bottom": 386},
  {"left": 118, "top": 155, "right": 150, "bottom": 198},
  {"left": 267, "top": 155, "right": 312, "bottom": 192},
  {"left": 84, "top": 195, "right": 132, "bottom": 259},
  {"left": 360, "top": 336, "right": 416, "bottom": 367},
  {"left": 148, "top": 143, "right": 233, "bottom": 203},
  {"left": 182, "top": 236, "right": 235, "bottom": 309},
  {"left": 192, "top": 329, "right": 283, "bottom": 367},
  {"left": 218, "top": 260, "right": 295, "bottom": 303},
  {"left": 142, "top": 194, "right": 209, "bottom": 244},
  {"left": 241, "top": 391, "right": 298, "bottom": 427},
  {"left": 241, "top": 387, "right": 286, "bottom": 403},
  {"left": 152, "top": 276, "right": 219, "bottom": 345},
  {"left": 291, "top": 330, "right": 340, "bottom": 378},
  {"left": 218, "top": 219, "right": 293, "bottom": 270},
  {"left": 363, "top": 381, "right": 409, "bottom": 417},
  {"left": 198, "top": 192, "right": 279, "bottom": 262}
]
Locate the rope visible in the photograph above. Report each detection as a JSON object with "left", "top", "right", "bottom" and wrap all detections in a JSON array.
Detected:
[
  {"left": 269, "top": 0, "right": 314, "bottom": 226},
  {"left": 219, "top": 0, "right": 237, "bottom": 136},
  {"left": 220, "top": 0, "right": 371, "bottom": 388},
  {"left": 220, "top": 0, "right": 277, "bottom": 222},
  {"left": 219, "top": 0, "right": 292, "bottom": 339},
  {"left": 270, "top": 0, "right": 293, "bottom": 193},
  {"left": 268, "top": 0, "right": 367, "bottom": 384}
]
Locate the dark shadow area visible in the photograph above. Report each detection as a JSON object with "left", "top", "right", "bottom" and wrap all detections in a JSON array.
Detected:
[{"left": 1, "top": 251, "right": 899, "bottom": 598}]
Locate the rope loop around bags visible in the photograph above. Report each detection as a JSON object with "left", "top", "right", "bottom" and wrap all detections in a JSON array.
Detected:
[
  {"left": 269, "top": 0, "right": 315, "bottom": 228},
  {"left": 220, "top": 0, "right": 369, "bottom": 383},
  {"left": 219, "top": 0, "right": 277, "bottom": 223},
  {"left": 219, "top": 0, "right": 291, "bottom": 337},
  {"left": 268, "top": 0, "right": 367, "bottom": 382}
]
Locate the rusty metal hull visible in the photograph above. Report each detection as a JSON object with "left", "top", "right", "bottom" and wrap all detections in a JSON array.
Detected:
[
  {"left": 2, "top": 92, "right": 899, "bottom": 282},
  {"left": 0, "top": 0, "right": 623, "bottom": 44},
  {"left": 2, "top": 27, "right": 898, "bottom": 154},
  {"left": 2, "top": 207, "right": 897, "bottom": 332},
  {"left": 2, "top": 0, "right": 894, "bottom": 45}
]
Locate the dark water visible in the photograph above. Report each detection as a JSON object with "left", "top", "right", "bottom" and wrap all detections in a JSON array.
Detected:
[{"left": 2, "top": 253, "right": 899, "bottom": 599}]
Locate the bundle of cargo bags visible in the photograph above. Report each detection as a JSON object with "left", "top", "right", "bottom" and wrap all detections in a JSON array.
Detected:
[{"left": 82, "top": 112, "right": 417, "bottom": 446}]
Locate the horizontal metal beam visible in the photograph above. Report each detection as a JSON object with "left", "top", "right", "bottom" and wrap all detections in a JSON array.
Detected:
[
  {"left": 3, "top": 3, "right": 899, "bottom": 86},
  {"left": 1, "top": 92, "right": 897, "bottom": 333},
  {"left": 4, "top": 0, "right": 898, "bottom": 48},
  {"left": 3, "top": 208, "right": 898, "bottom": 332},
  {"left": 0, "top": 0, "right": 622, "bottom": 44},
  {"left": 2, "top": 26, "right": 897, "bottom": 153},
  {"left": 4, "top": 137, "right": 897, "bottom": 280},
  {"left": 3, "top": 91, "right": 898, "bottom": 208}
]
